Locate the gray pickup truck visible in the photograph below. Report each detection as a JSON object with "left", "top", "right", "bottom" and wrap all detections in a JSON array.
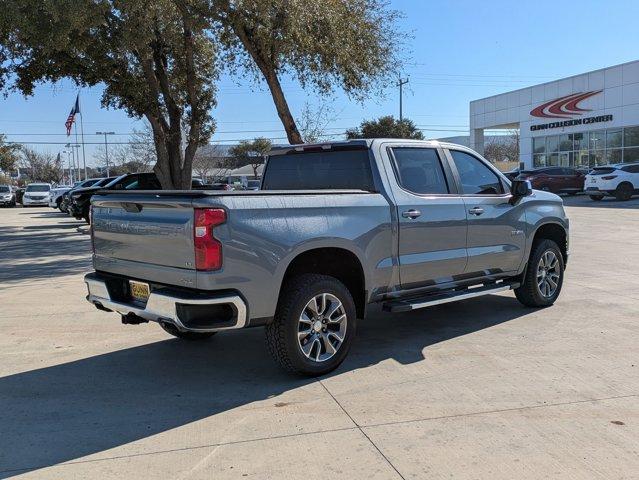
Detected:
[{"left": 85, "top": 139, "right": 569, "bottom": 375}]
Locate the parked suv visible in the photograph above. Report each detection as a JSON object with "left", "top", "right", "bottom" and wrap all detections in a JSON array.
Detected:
[
  {"left": 0, "top": 185, "right": 16, "bottom": 207},
  {"left": 22, "top": 183, "right": 52, "bottom": 206},
  {"left": 585, "top": 163, "right": 639, "bottom": 201},
  {"left": 516, "top": 167, "right": 585, "bottom": 195},
  {"left": 84, "top": 139, "right": 569, "bottom": 376}
]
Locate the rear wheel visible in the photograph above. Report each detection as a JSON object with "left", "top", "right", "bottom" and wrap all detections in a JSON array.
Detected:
[
  {"left": 515, "top": 239, "right": 564, "bottom": 307},
  {"left": 589, "top": 195, "right": 604, "bottom": 201},
  {"left": 160, "top": 322, "right": 217, "bottom": 341},
  {"left": 265, "top": 274, "right": 356, "bottom": 376},
  {"left": 614, "top": 182, "right": 633, "bottom": 201}
]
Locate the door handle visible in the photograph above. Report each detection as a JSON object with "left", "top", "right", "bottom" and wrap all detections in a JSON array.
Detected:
[
  {"left": 468, "top": 206, "right": 484, "bottom": 216},
  {"left": 402, "top": 209, "right": 421, "bottom": 219}
]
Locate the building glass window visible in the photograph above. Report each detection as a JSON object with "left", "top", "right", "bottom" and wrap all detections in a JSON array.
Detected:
[
  {"left": 573, "top": 132, "right": 589, "bottom": 151},
  {"left": 533, "top": 154, "right": 546, "bottom": 167},
  {"left": 546, "top": 135, "right": 559, "bottom": 154},
  {"left": 559, "top": 134, "right": 573, "bottom": 152},
  {"left": 623, "top": 147, "right": 639, "bottom": 163},
  {"left": 548, "top": 153, "right": 560, "bottom": 166},
  {"left": 590, "top": 150, "right": 606, "bottom": 166},
  {"left": 624, "top": 127, "right": 639, "bottom": 147},
  {"left": 607, "top": 129, "right": 622, "bottom": 148},
  {"left": 575, "top": 151, "right": 590, "bottom": 168},
  {"left": 606, "top": 148, "right": 622, "bottom": 164},
  {"left": 589, "top": 130, "right": 605, "bottom": 150},
  {"left": 558, "top": 152, "right": 570, "bottom": 166},
  {"left": 533, "top": 137, "right": 545, "bottom": 154}
]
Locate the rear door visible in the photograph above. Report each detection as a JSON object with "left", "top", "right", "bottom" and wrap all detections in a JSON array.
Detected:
[
  {"left": 445, "top": 148, "right": 526, "bottom": 276},
  {"left": 386, "top": 146, "right": 468, "bottom": 289}
]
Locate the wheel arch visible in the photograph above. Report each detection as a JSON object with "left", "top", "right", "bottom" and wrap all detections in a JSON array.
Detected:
[{"left": 278, "top": 246, "right": 367, "bottom": 319}]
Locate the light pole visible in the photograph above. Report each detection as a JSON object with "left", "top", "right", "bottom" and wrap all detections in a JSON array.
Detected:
[
  {"left": 96, "top": 132, "right": 115, "bottom": 176},
  {"left": 62, "top": 150, "right": 72, "bottom": 184},
  {"left": 65, "top": 143, "right": 76, "bottom": 184}
]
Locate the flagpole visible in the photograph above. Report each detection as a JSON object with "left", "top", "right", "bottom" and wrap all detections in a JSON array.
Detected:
[
  {"left": 78, "top": 91, "right": 87, "bottom": 180},
  {"left": 74, "top": 122, "right": 82, "bottom": 181}
]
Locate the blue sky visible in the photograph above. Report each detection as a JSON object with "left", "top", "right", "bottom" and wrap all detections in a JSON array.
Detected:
[{"left": 2, "top": 0, "right": 638, "bottom": 167}]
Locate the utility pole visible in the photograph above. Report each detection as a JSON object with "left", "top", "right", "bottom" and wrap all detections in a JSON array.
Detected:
[
  {"left": 96, "top": 132, "right": 115, "bottom": 176},
  {"left": 65, "top": 143, "right": 75, "bottom": 184},
  {"left": 73, "top": 144, "right": 81, "bottom": 181},
  {"left": 397, "top": 76, "right": 409, "bottom": 121}
]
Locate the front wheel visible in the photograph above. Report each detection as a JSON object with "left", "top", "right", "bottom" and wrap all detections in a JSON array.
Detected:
[
  {"left": 614, "top": 183, "right": 633, "bottom": 201},
  {"left": 266, "top": 274, "right": 357, "bottom": 376},
  {"left": 160, "top": 322, "right": 217, "bottom": 341},
  {"left": 515, "top": 239, "right": 565, "bottom": 307}
]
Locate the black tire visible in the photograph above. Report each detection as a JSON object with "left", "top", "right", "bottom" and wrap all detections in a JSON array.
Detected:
[
  {"left": 515, "top": 239, "right": 565, "bottom": 308},
  {"left": 160, "top": 322, "right": 217, "bottom": 341},
  {"left": 589, "top": 195, "right": 604, "bottom": 201},
  {"left": 265, "top": 273, "right": 357, "bottom": 376},
  {"left": 614, "top": 182, "right": 633, "bottom": 201}
]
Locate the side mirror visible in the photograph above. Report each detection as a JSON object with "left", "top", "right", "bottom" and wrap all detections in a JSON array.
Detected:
[{"left": 511, "top": 179, "right": 532, "bottom": 198}]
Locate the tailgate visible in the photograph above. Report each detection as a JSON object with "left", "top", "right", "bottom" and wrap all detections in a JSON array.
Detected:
[{"left": 91, "top": 194, "right": 195, "bottom": 270}]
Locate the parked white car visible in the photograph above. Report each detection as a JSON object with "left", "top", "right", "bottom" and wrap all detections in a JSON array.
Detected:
[
  {"left": 48, "top": 186, "right": 72, "bottom": 209},
  {"left": 0, "top": 184, "right": 16, "bottom": 207},
  {"left": 585, "top": 163, "right": 639, "bottom": 201},
  {"left": 22, "top": 183, "right": 52, "bottom": 206}
]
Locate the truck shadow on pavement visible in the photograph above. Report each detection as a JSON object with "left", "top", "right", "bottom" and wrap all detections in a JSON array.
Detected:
[{"left": 0, "top": 295, "right": 529, "bottom": 478}]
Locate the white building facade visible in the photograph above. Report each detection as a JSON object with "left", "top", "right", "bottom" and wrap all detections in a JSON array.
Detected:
[{"left": 470, "top": 60, "right": 639, "bottom": 169}]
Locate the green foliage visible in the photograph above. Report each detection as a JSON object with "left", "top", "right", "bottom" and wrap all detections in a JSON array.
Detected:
[
  {"left": 229, "top": 137, "right": 272, "bottom": 177},
  {"left": 216, "top": 0, "right": 405, "bottom": 143},
  {"left": 0, "top": 0, "right": 218, "bottom": 188},
  {"left": 345, "top": 115, "right": 424, "bottom": 140},
  {"left": 0, "top": 134, "right": 20, "bottom": 173}
]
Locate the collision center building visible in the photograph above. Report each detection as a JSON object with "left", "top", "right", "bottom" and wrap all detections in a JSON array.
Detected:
[{"left": 470, "top": 60, "right": 639, "bottom": 169}]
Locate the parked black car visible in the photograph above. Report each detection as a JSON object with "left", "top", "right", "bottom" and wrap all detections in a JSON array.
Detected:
[{"left": 59, "top": 178, "right": 106, "bottom": 213}]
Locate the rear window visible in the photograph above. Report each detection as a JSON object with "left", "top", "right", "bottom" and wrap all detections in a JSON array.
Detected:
[
  {"left": 590, "top": 167, "right": 616, "bottom": 175},
  {"left": 26, "top": 184, "right": 50, "bottom": 192},
  {"left": 262, "top": 150, "right": 374, "bottom": 190}
]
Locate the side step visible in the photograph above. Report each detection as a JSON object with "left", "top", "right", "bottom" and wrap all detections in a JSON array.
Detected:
[{"left": 382, "top": 281, "right": 520, "bottom": 313}]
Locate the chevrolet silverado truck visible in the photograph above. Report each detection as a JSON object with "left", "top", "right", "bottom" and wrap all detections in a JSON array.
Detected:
[{"left": 85, "top": 139, "right": 569, "bottom": 376}]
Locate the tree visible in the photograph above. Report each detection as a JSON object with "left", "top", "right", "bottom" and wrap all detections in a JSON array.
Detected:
[
  {"left": 216, "top": 0, "right": 404, "bottom": 144},
  {"left": 0, "top": 0, "right": 218, "bottom": 189},
  {"left": 229, "top": 137, "right": 272, "bottom": 177},
  {"left": 192, "top": 144, "right": 234, "bottom": 180},
  {"left": 483, "top": 131, "right": 520, "bottom": 164},
  {"left": 20, "top": 148, "right": 63, "bottom": 183},
  {"left": 0, "top": 134, "right": 20, "bottom": 174},
  {"left": 297, "top": 103, "right": 339, "bottom": 143},
  {"left": 346, "top": 115, "right": 424, "bottom": 140}
]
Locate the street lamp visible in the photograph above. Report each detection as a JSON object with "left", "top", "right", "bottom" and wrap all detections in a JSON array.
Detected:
[{"left": 96, "top": 132, "right": 115, "bottom": 176}]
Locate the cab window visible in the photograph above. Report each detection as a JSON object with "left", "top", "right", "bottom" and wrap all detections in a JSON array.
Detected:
[{"left": 449, "top": 150, "right": 504, "bottom": 195}]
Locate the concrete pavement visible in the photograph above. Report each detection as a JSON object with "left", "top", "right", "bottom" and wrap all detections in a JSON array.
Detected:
[{"left": 1, "top": 198, "right": 638, "bottom": 479}]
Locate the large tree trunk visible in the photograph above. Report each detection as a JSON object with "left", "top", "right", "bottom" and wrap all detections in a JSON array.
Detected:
[{"left": 232, "top": 25, "right": 303, "bottom": 145}]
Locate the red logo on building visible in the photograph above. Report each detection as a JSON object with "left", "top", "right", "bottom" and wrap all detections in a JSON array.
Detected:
[{"left": 530, "top": 90, "right": 602, "bottom": 119}]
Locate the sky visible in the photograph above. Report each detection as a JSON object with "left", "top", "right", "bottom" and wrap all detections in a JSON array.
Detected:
[{"left": 2, "top": 0, "right": 638, "bottom": 169}]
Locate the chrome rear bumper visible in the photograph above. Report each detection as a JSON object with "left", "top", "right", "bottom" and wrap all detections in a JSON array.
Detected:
[{"left": 84, "top": 273, "right": 247, "bottom": 333}]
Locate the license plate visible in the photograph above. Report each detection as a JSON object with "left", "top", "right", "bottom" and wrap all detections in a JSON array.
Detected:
[{"left": 129, "top": 280, "right": 150, "bottom": 303}]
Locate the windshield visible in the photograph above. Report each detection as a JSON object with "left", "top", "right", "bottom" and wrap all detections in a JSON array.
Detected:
[
  {"left": 0, "top": 186, "right": 10, "bottom": 193},
  {"left": 26, "top": 184, "right": 50, "bottom": 192},
  {"left": 94, "top": 177, "right": 116, "bottom": 187}
]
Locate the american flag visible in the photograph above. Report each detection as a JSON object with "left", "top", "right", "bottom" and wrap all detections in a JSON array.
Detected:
[{"left": 65, "top": 94, "right": 80, "bottom": 136}]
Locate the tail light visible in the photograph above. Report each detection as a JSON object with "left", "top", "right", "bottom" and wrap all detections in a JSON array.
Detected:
[
  {"left": 601, "top": 175, "right": 617, "bottom": 180},
  {"left": 194, "top": 208, "right": 226, "bottom": 271}
]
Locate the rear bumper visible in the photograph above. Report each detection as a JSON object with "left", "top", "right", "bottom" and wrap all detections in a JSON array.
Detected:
[{"left": 84, "top": 273, "right": 248, "bottom": 333}]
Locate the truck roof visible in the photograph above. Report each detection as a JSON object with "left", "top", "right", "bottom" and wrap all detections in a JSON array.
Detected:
[{"left": 268, "top": 138, "right": 453, "bottom": 155}]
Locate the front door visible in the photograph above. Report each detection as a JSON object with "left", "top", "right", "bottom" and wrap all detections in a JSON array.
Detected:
[
  {"left": 387, "top": 146, "right": 468, "bottom": 289},
  {"left": 446, "top": 149, "right": 527, "bottom": 276}
]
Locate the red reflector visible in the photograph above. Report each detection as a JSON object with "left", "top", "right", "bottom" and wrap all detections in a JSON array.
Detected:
[{"left": 194, "top": 208, "right": 226, "bottom": 271}]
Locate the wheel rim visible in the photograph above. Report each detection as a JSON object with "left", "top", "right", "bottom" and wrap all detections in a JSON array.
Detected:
[
  {"left": 536, "top": 250, "right": 560, "bottom": 298},
  {"left": 298, "top": 293, "right": 347, "bottom": 363}
]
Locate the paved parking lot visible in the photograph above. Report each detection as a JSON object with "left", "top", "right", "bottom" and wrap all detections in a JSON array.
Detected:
[{"left": 1, "top": 197, "right": 638, "bottom": 479}]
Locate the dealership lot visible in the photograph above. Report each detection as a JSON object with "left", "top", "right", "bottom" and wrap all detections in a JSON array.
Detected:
[{"left": 1, "top": 198, "right": 638, "bottom": 479}]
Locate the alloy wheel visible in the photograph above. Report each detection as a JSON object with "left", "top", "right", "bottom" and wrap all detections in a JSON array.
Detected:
[
  {"left": 536, "top": 250, "right": 560, "bottom": 298},
  {"left": 298, "top": 293, "right": 347, "bottom": 363}
]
